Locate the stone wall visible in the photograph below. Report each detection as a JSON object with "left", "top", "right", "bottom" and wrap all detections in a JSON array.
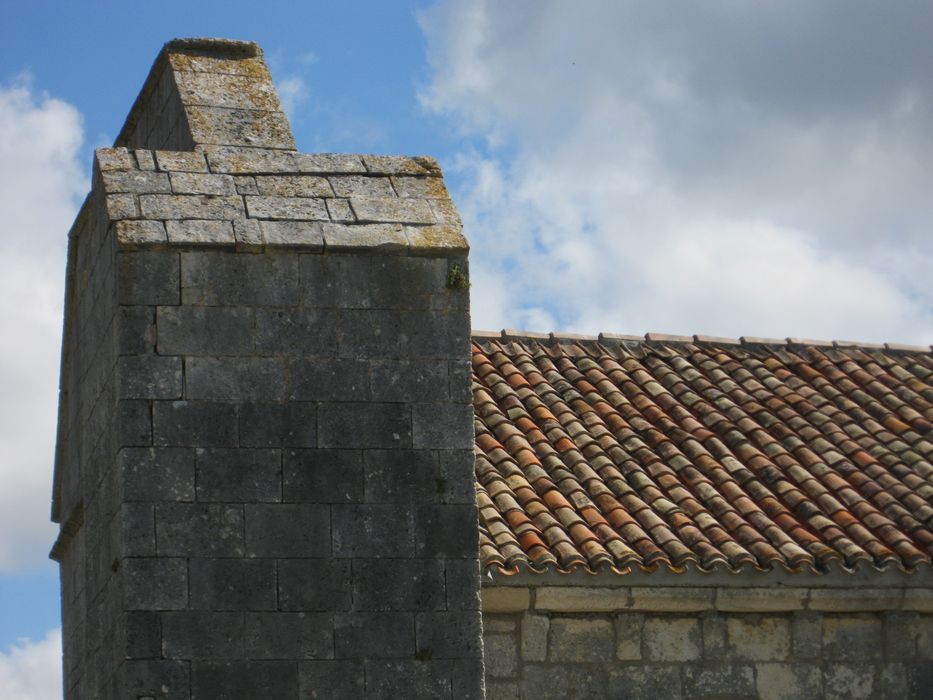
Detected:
[{"left": 481, "top": 584, "right": 933, "bottom": 699}]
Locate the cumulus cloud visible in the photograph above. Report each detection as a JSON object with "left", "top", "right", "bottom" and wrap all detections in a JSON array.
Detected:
[
  {"left": 0, "top": 78, "right": 86, "bottom": 572},
  {"left": 0, "top": 629, "right": 62, "bottom": 700},
  {"left": 419, "top": 1, "right": 933, "bottom": 343}
]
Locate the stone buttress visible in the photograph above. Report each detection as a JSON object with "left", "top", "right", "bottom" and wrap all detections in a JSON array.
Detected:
[{"left": 50, "top": 38, "right": 484, "bottom": 699}]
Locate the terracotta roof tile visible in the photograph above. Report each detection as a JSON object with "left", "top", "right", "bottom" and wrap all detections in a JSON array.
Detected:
[{"left": 472, "top": 336, "right": 933, "bottom": 575}]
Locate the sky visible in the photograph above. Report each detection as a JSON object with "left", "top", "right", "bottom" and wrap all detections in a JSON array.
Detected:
[{"left": 1, "top": 1, "right": 932, "bottom": 696}]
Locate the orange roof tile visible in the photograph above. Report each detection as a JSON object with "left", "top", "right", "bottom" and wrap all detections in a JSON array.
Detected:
[{"left": 473, "top": 335, "right": 933, "bottom": 575}]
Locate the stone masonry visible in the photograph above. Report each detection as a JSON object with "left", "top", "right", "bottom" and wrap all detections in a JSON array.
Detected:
[
  {"left": 51, "top": 38, "right": 484, "bottom": 699},
  {"left": 480, "top": 583, "right": 933, "bottom": 699}
]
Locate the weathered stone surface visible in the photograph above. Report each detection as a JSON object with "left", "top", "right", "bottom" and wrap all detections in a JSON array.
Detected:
[
  {"left": 233, "top": 217, "right": 263, "bottom": 251},
  {"left": 299, "top": 660, "right": 364, "bottom": 699},
  {"left": 255, "top": 175, "right": 333, "bottom": 197},
  {"left": 535, "top": 586, "right": 628, "bottom": 612},
  {"left": 157, "top": 305, "right": 253, "bottom": 355},
  {"left": 165, "top": 219, "right": 235, "bottom": 245},
  {"left": 278, "top": 559, "right": 351, "bottom": 612},
  {"left": 153, "top": 400, "right": 238, "bottom": 447},
  {"left": 186, "top": 105, "right": 295, "bottom": 149},
  {"left": 334, "top": 612, "right": 415, "bottom": 658},
  {"left": 616, "top": 612, "right": 644, "bottom": 660},
  {"left": 392, "top": 176, "right": 449, "bottom": 199},
  {"left": 186, "top": 357, "right": 286, "bottom": 400},
  {"left": 756, "top": 663, "right": 822, "bottom": 700},
  {"left": 245, "top": 503, "right": 331, "bottom": 557},
  {"left": 483, "top": 635, "right": 518, "bottom": 678},
  {"left": 330, "top": 175, "right": 394, "bottom": 198},
  {"left": 903, "top": 589, "right": 933, "bottom": 612},
  {"left": 102, "top": 170, "right": 171, "bottom": 194},
  {"left": 122, "top": 557, "right": 188, "bottom": 610},
  {"left": 318, "top": 402, "right": 412, "bottom": 449},
  {"left": 414, "top": 504, "right": 479, "bottom": 557},
  {"left": 363, "top": 154, "right": 437, "bottom": 175},
  {"left": 246, "top": 195, "right": 328, "bottom": 220},
  {"left": 155, "top": 503, "right": 245, "bottom": 557},
  {"left": 117, "top": 251, "right": 180, "bottom": 305},
  {"left": 412, "top": 402, "right": 474, "bottom": 449},
  {"left": 169, "top": 171, "right": 236, "bottom": 195},
  {"left": 188, "top": 558, "right": 275, "bottom": 610},
  {"left": 118, "top": 355, "right": 183, "bottom": 399},
  {"left": 195, "top": 447, "right": 282, "bottom": 502},
  {"left": 114, "top": 220, "right": 167, "bottom": 247},
  {"left": 161, "top": 611, "right": 244, "bottom": 658},
  {"left": 322, "top": 222, "right": 408, "bottom": 251},
  {"left": 631, "top": 587, "right": 713, "bottom": 612},
  {"left": 190, "top": 660, "right": 299, "bottom": 699},
  {"left": 259, "top": 220, "right": 324, "bottom": 248},
  {"left": 607, "top": 665, "right": 683, "bottom": 700},
  {"left": 139, "top": 193, "right": 244, "bottom": 219},
  {"left": 717, "top": 588, "right": 807, "bottom": 612},
  {"left": 417, "top": 611, "right": 483, "bottom": 658},
  {"left": 287, "top": 358, "right": 369, "bottom": 402},
  {"left": 119, "top": 447, "right": 194, "bottom": 501},
  {"left": 325, "top": 198, "right": 355, "bottom": 222},
  {"left": 331, "top": 504, "right": 414, "bottom": 558},
  {"left": 522, "top": 612, "right": 550, "bottom": 661},
  {"left": 353, "top": 559, "right": 446, "bottom": 611},
  {"left": 810, "top": 588, "right": 902, "bottom": 612},
  {"left": 155, "top": 150, "right": 208, "bottom": 172},
  {"left": 296, "top": 152, "right": 366, "bottom": 173},
  {"left": 549, "top": 618, "right": 614, "bottom": 662},
  {"left": 350, "top": 196, "right": 435, "bottom": 224},
  {"left": 240, "top": 403, "right": 317, "bottom": 448},
  {"left": 362, "top": 449, "right": 445, "bottom": 504},
  {"left": 683, "top": 664, "right": 756, "bottom": 699},
  {"left": 642, "top": 617, "right": 702, "bottom": 661},
  {"left": 727, "top": 616, "right": 791, "bottom": 660},
  {"left": 824, "top": 663, "right": 875, "bottom": 700},
  {"left": 823, "top": 616, "right": 883, "bottom": 660},
  {"left": 174, "top": 70, "right": 282, "bottom": 111},
  {"left": 243, "top": 613, "right": 334, "bottom": 659},
  {"left": 181, "top": 251, "right": 299, "bottom": 305},
  {"left": 106, "top": 193, "right": 139, "bottom": 220},
  {"left": 481, "top": 588, "right": 530, "bottom": 613},
  {"left": 96, "top": 147, "right": 136, "bottom": 171}
]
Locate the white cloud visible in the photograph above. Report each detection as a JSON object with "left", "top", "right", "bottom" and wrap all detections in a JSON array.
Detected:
[
  {"left": 0, "top": 629, "right": 62, "bottom": 700},
  {"left": 420, "top": 1, "right": 933, "bottom": 343},
  {"left": 0, "top": 78, "right": 86, "bottom": 572},
  {"left": 276, "top": 75, "right": 309, "bottom": 121}
]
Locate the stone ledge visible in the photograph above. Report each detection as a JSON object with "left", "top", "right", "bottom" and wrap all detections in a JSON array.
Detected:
[
  {"left": 481, "top": 588, "right": 531, "bottom": 613},
  {"left": 535, "top": 587, "right": 628, "bottom": 612}
]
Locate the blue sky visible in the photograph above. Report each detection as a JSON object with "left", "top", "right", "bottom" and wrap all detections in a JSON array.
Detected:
[{"left": 2, "top": 2, "right": 932, "bottom": 695}]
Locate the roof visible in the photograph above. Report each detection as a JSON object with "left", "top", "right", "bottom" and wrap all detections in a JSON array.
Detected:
[{"left": 472, "top": 332, "right": 933, "bottom": 576}]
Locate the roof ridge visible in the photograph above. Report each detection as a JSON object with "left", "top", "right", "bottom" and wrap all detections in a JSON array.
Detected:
[{"left": 470, "top": 329, "right": 933, "bottom": 355}]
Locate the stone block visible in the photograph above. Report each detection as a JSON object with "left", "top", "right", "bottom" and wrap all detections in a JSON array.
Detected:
[
  {"left": 255, "top": 175, "right": 333, "bottom": 197},
  {"left": 352, "top": 558, "right": 446, "bottom": 611},
  {"left": 260, "top": 220, "right": 325, "bottom": 248},
  {"left": 417, "top": 611, "right": 483, "bottom": 659},
  {"left": 334, "top": 612, "right": 415, "bottom": 658},
  {"left": 153, "top": 400, "right": 237, "bottom": 447},
  {"left": 822, "top": 615, "right": 883, "bottom": 660},
  {"left": 117, "top": 251, "right": 180, "bottom": 305},
  {"left": 139, "top": 193, "right": 244, "bottom": 220},
  {"left": 726, "top": 616, "right": 791, "bottom": 660},
  {"left": 482, "top": 588, "right": 530, "bottom": 614},
  {"left": 243, "top": 612, "right": 335, "bottom": 659},
  {"left": 610, "top": 665, "right": 684, "bottom": 700},
  {"left": 278, "top": 559, "right": 351, "bottom": 612},
  {"left": 329, "top": 175, "right": 394, "bottom": 198},
  {"left": 246, "top": 195, "right": 328, "bottom": 220},
  {"left": 392, "top": 176, "right": 450, "bottom": 199},
  {"left": 297, "top": 152, "right": 366, "bottom": 173},
  {"left": 879, "top": 662, "right": 910, "bottom": 699},
  {"left": 486, "top": 681, "right": 520, "bottom": 700},
  {"left": 168, "top": 171, "right": 235, "bottom": 195},
  {"left": 548, "top": 617, "right": 614, "bottom": 662},
  {"left": 483, "top": 634, "right": 518, "bottom": 677},
  {"left": 102, "top": 170, "right": 171, "bottom": 194},
  {"left": 155, "top": 150, "right": 208, "bottom": 172},
  {"left": 823, "top": 663, "right": 875, "bottom": 700},
  {"left": 118, "top": 306, "right": 156, "bottom": 354},
  {"left": 299, "top": 660, "right": 365, "bottom": 699},
  {"left": 412, "top": 402, "right": 474, "bottom": 450},
  {"left": 233, "top": 175, "right": 258, "bottom": 194},
  {"left": 96, "top": 147, "right": 135, "bottom": 171},
  {"left": 716, "top": 587, "right": 807, "bottom": 612},
  {"left": 332, "top": 504, "right": 414, "bottom": 558},
  {"left": 884, "top": 611, "right": 919, "bottom": 658},
  {"left": 415, "top": 504, "right": 479, "bottom": 557},
  {"left": 521, "top": 612, "right": 549, "bottom": 661},
  {"left": 186, "top": 104, "right": 295, "bottom": 150},
  {"left": 181, "top": 250, "right": 299, "bottom": 305},
  {"left": 326, "top": 198, "right": 355, "bottom": 222},
  {"left": 642, "top": 616, "right": 702, "bottom": 661},
  {"left": 165, "top": 219, "right": 235, "bottom": 245},
  {"left": 240, "top": 402, "right": 317, "bottom": 448},
  {"left": 114, "top": 220, "right": 167, "bottom": 247},
  {"left": 438, "top": 450, "right": 478, "bottom": 505},
  {"left": 244, "top": 503, "right": 330, "bottom": 557},
  {"left": 155, "top": 503, "right": 244, "bottom": 557},
  {"left": 284, "top": 449, "right": 363, "bottom": 503},
  {"left": 190, "top": 660, "right": 298, "bottom": 699},
  {"left": 185, "top": 357, "right": 287, "bottom": 401},
  {"left": 701, "top": 612, "right": 726, "bottom": 656},
  {"left": 233, "top": 218, "right": 263, "bottom": 251},
  {"left": 809, "top": 588, "right": 902, "bottom": 612},
  {"left": 122, "top": 557, "right": 187, "bottom": 610},
  {"left": 337, "top": 308, "right": 402, "bottom": 357},
  {"left": 363, "top": 155, "right": 437, "bottom": 175},
  {"left": 535, "top": 587, "right": 628, "bottom": 613},
  {"left": 118, "top": 355, "right": 183, "bottom": 399},
  {"left": 371, "top": 359, "right": 450, "bottom": 402},
  {"left": 287, "top": 358, "right": 369, "bottom": 402},
  {"left": 630, "top": 586, "right": 714, "bottom": 612},
  {"left": 349, "top": 196, "right": 435, "bottom": 223},
  {"left": 161, "top": 611, "right": 244, "bottom": 658},
  {"left": 121, "top": 611, "right": 161, "bottom": 659},
  {"left": 195, "top": 448, "right": 281, "bottom": 502},
  {"left": 616, "top": 612, "right": 645, "bottom": 660},
  {"left": 902, "top": 588, "right": 933, "bottom": 612},
  {"left": 363, "top": 449, "right": 445, "bottom": 504},
  {"left": 106, "top": 193, "right": 139, "bottom": 220},
  {"left": 406, "top": 225, "right": 470, "bottom": 254},
  {"left": 318, "top": 403, "right": 412, "bottom": 449},
  {"left": 682, "top": 664, "right": 756, "bottom": 699},
  {"left": 120, "top": 503, "right": 156, "bottom": 557},
  {"left": 119, "top": 447, "right": 194, "bottom": 502},
  {"left": 428, "top": 198, "right": 462, "bottom": 227},
  {"left": 254, "top": 307, "right": 336, "bottom": 355},
  {"left": 188, "top": 558, "right": 275, "bottom": 610},
  {"left": 792, "top": 610, "right": 822, "bottom": 658},
  {"left": 322, "top": 222, "right": 409, "bottom": 251},
  {"left": 400, "top": 310, "right": 471, "bottom": 358},
  {"left": 117, "top": 660, "right": 189, "bottom": 700},
  {"left": 157, "top": 305, "right": 253, "bottom": 355}
]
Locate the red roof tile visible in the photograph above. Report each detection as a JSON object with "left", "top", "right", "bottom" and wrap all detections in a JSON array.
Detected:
[{"left": 472, "top": 335, "right": 933, "bottom": 575}]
